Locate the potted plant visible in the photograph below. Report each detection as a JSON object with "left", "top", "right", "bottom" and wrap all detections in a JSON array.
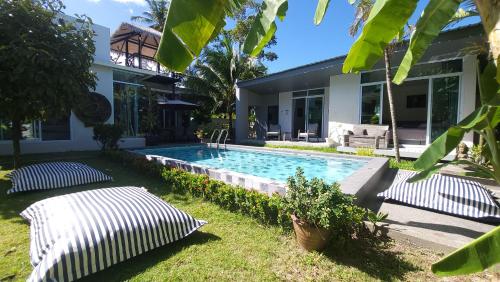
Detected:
[
  {"left": 283, "top": 168, "right": 365, "bottom": 251},
  {"left": 195, "top": 129, "right": 205, "bottom": 143}
]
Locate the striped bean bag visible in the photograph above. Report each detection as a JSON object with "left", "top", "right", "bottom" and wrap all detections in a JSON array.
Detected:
[
  {"left": 21, "top": 186, "right": 207, "bottom": 282},
  {"left": 7, "top": 162, "right": 112, "bottom": 194},
  {"left": 377, "top": 171, "right": 500, "bottom": 222}
]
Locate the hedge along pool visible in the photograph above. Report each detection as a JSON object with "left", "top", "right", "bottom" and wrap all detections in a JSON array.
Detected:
[{"left": 133, "top": 145, "right": 388, "bottom": 197}]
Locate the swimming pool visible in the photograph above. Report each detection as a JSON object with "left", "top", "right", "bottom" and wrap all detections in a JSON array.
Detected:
[{"left": 135, "top": 146, "right": 368, "bottom": 185}]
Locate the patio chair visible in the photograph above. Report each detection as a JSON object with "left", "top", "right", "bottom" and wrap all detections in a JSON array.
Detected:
[
  {"left": 266, "top": 124, "right": 281, "bottom": 140},
  {"left": 298, "top": 123, "right": 319, "bottom": 142}
]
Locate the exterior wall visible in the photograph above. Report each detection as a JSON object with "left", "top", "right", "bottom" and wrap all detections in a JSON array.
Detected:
[
  {"left": 0, "top": 20, "right": 145, "bottom": 156},
  {"left": 278, "top": 92, "right": 292, "bottom": 134},
  {"left": 459, "top": 55, "right": 477, "bottom": 145},
  {"left": 235, "top": 88, "right": 249, "bottom": 143},
  {"left": 327, "top": 73, "right": 361, "bottom": 144}
]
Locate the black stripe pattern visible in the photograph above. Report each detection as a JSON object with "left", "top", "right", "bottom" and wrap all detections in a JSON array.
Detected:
[
  {"left": 378, "top": 171, "right": 500, "bottom": 221},
  {"left": 21, "top": 186, "right": 207, "bottom": 282},
  {"left": 7, "top": 162, "right": 112, "bottom": 194}
]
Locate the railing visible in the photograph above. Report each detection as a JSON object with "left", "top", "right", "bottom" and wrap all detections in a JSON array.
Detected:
[
  {"left": 209, "top": 129, "right": 220, "bottom": 148},
  {"left": 209, "top": 129, "right": 229, "bottom": 149},
  {"left": 218, "top": 129, "right": 228, "bottom": 149}
]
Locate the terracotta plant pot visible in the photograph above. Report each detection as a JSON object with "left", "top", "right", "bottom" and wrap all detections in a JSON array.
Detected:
[{"left": 291, "top": 214, "right": 331, "bottom": 251}]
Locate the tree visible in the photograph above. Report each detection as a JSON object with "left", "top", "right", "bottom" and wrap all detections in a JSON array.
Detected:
[
  {"left": 348, "top": 0, "right": 403, "bottom": 162},
  {"left": 0, "top": 0, "right": 97, "bottom": 168},
  {"left": 185, "top": 32, "right": 266, "bottom": 139},
  {"left": 131, "top": 0, "right": 170, "bottom": 31}
]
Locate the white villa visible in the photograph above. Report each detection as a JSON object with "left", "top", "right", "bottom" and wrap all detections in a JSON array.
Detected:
[
  {"left": 0, "top": 20, "right": 486, "bottom": 157},
  {"left": 235, "top": 24, "right": 484, "bottom": 154},
  {"left": 0, "top": 20, "right": 201, "bottom": 155}
]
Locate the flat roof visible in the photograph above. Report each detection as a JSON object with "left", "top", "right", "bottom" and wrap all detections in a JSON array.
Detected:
[{"left": 238, "top": 23, "right": 484, "bottom": 94}]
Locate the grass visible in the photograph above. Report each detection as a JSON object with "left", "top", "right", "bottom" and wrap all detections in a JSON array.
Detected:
[{"left": 0, "top": 153, "right": 494, "bottom": 281}]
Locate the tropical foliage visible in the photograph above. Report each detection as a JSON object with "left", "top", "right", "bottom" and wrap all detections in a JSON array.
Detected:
[
  {"left": 283, "top": 168, "right": 365, "bottom": 233},
  {"left": 131, "top": 0, "right": 170, "bottom": 31},
  {"left": 185, "top": 32, "right": 266, "bottom": 138},
  {"left": 155, "top": 0, "right": 500, "bottom": 276},
  {"left": 0, "top": 0, "right": 96, "bottom": 168}
]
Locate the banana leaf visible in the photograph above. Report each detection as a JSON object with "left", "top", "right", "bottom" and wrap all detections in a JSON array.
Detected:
[
  {"left": 432, "top": 226, "right": 500, "bottom": 276},
  {"left": 314, "top": 0, "right": 331, "bottom": 25},
  {"left": 342, "top": 0, "right": 417, "bottom": 73},
  {"left": 393, "top": 0, "right": 461, "bottom": 84},
  {"left": 156, "top": 0, "right": 229, "bottom": 72},
  {"left": 243, "top": 0, "right": 288, "bottom": 56}
]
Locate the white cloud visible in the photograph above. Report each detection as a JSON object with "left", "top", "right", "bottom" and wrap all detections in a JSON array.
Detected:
[
  {"left": 86, "top": 0, "right": 101, "bottom": 3},
  {"left": 128, "top": 8, "right": 134, "bottom": 14},
  {"left": 112, "top": 0, "right": 146, "bottom": 6}
]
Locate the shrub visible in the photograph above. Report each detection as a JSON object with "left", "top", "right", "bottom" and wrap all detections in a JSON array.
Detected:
[
  {"left": 388, "top": 158, "right": 416, "bottom": 170},
  {"left": 104, "top": 150, "right": 290, "bottom": 228},
  {"left": 282, "top": 168, "right": 365, "bottom": 236},
  {"left": 356, "top": 147, "right": 374, "bottom": 156},
  {"left": 93, "top": 124, "right": 123, "bottom": 151}
]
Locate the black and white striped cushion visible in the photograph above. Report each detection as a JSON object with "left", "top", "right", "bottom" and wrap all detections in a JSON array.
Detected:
[
  {"left": 377, "top": 171, "right": 500, "bottom": 221},
  {"left": 21, "top": 186, "right": 207, "bottom": 282},
  {"left": 7, "top": 162, "right": 112, "bottom": 194}
]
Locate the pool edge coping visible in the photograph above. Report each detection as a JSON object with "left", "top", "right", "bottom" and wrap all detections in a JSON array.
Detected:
[{"left": 130, "top": 144, "right": 389, "bottom": 199}]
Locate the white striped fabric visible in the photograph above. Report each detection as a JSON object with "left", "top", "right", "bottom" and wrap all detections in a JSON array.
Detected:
[
  {"left": 378, "top": 171, "right": 500, "bottom": 221},
  {"left": 21, "top": 186, "right": 207, "bottom": 282},
  {"left": 7, "top": 162, "right": 112, "bottom": 194}
]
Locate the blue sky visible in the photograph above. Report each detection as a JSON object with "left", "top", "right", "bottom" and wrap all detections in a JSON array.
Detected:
[{"left": 64, "top": 0, "right": 480, "bottom": 74}]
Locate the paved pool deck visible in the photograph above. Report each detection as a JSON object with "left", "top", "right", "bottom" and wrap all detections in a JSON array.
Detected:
[{"left": 362, "top": 169, "right": 499, "bottom": 252}]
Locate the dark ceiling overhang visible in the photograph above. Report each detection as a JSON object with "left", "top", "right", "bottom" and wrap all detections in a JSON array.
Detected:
[{"left": 238, "top": 23, "right": 484, "bottom": 95}]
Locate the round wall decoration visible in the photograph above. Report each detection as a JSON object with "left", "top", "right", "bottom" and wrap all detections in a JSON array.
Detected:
[{"left": 73, "top": 92, "right": 112, "bottom": 127}]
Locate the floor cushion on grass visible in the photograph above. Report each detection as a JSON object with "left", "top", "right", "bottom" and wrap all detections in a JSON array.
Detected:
[
  {"left": 21, "top": 186, "right": 207, "bottom": 282},
  {"left": 7, "top": 162, "right": 112, "bottom": 194},
  {"left": 377, "top": 171, "right": 500, "bottom": 222}
]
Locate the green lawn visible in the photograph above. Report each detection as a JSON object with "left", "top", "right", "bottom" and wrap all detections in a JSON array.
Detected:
[{"left": 0, "top": 152, "right": 492, "bottom": 281}]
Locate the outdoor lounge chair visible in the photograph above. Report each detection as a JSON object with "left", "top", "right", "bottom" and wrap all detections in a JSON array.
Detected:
[
  {"left": 343, "top": 124, "right": 389, "bottom": 149},
  {"left": 266, "top": 124, "right": 281, "bottom": 140},
  {"left": 21, "top": 186, "right": 207, "bottom": 281},
  {"left": 7, "top": 162, "right": 112, "bottom": 194},
  {"left": 298, "top": 123, "right": 319, "bottom": 142},
  {"left": 377, "top": 170, "right": 500, "bottom": 222}
]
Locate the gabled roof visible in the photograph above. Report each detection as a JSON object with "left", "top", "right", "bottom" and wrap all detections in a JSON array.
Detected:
[{"left": 238, "top": 23, "right": 485, "bottom": 94}]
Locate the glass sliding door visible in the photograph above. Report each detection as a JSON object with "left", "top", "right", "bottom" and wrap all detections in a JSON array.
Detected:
[
  {"left": 361, "top": 84, "right": 382, "bottom": 124},
  {"left": 292, "top": 98, "right": 306, "bottom": 137},
  {"left": 430, "top": 76, "right": 459, "bottom": 141},
  {"left": 307, "top": 96, "right": 323, "bottom": 137}
]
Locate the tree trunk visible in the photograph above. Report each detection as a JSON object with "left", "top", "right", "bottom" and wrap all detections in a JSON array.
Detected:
[
  {"left": 474, "top": 0, "right": 500, "bottom": 64},
  {"left": 11, "top": 118, "right": 22, "bottom": 169},
  {"left": 384, "top": 48, "right": 401, "bottom": 162}
]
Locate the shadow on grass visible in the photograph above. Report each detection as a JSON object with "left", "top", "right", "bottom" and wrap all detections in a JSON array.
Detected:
[
  {"left": 323, "top": 232, "right": 421, "bottom": 281},
  {"left": 79, "top": 231, "right": 221, "bottom": 282}
]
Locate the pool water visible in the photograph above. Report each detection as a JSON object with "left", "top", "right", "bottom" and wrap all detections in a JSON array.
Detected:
[{"left": 135, "top": 146, "right": 367, "bottom": 184}]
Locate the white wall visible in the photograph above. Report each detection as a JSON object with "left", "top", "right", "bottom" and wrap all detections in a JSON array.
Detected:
[
  {"left": 0, "top": 19, "right": 145, "bottom": 156},
  {"left": 278, "top": 91, "right": 292, "bottom": 134},
  {"left": 460, "top": 55, "right": 477, "bottom": 145},
  {"left": 328, "top": 73, "right": 361, "bottom": 144}
]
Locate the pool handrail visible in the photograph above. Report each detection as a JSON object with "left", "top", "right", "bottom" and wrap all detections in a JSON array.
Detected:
[
  {"left": 209, "top": 129, "right": 220, "bottom": 148},
  {"left": 217, "top": 129, "right": 228, "bottom": 149}
]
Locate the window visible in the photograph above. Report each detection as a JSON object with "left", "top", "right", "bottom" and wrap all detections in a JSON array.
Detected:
[
  {"left": 114, "top": 82, "right": 143, "bottom": 137},
  {"left": 267, "top": 106, "right": 278, "bottom": 126},
  {"left": 361, "top": 85, "right": 382, "bottom": 124},
  {"left": 0, "top": 117, "right": 69, "bottom": 141},
  {"left": 41, "top": 115, "right": 71, "bottom": 140},
  {"left": 361, "top": 59, "right": 462, "bottom": 83},
  {"left": 406, "top": 94, "right": 427, "bottom": 108}
]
